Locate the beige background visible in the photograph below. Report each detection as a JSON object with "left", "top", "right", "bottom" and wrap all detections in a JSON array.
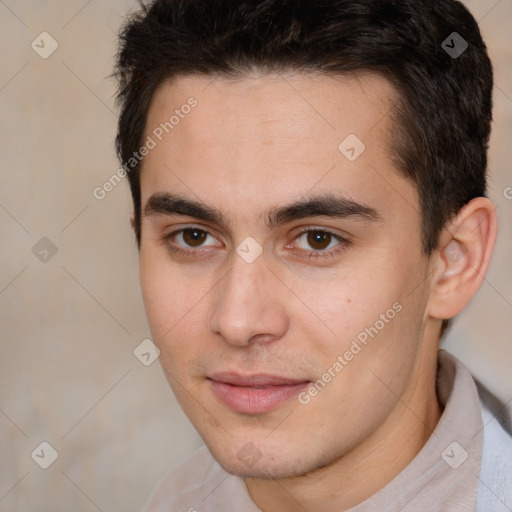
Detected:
[{"left": 0, "top": 1, "right": 510, "bottom": 510}]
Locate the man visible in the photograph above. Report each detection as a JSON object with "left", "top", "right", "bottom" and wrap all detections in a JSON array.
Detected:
[{"left": 114, "top": 0, "right": 512, "bottom": 510}]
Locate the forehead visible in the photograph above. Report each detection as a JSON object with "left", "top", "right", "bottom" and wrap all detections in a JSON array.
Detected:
[
  {"left": 139, "top": 71, "right": 418, "bottom": 230},
  {"left": 146, "top": 71, "right": 397, "bottom": 145}
]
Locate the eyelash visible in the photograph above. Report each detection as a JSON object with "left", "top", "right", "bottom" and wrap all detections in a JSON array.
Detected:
[{"left": 162, "top": 225, "right": 350, "bottom": 260}]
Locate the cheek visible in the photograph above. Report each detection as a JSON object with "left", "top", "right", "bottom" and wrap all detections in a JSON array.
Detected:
[
  {"left": 139, "top": 251, "right": 171, "bottom": 335},
  {"left": 140, "top": 249, "right": 191, "bottom": 345},
  {"left": 139, "top": 248, "right": 216, "bottom": 370},
  {"left": 288, "top": 269, "right": 400, "bottom": 345},
  {"left": 289, "top": 256, "right": 426, "bottom": 380}
]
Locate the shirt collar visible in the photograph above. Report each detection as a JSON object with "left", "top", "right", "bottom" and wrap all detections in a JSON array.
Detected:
[{"left": 344, "top": 349, "right": 484, "bottom": 511}]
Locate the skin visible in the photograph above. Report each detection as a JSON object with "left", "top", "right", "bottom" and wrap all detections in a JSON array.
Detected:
[{"left": 135, "top": 72, "right": 497, "bottom": 511}]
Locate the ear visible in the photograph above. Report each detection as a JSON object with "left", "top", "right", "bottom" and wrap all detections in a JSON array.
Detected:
[
  {"left": 130, "top": 212, "right": 136, "bottom": 232},
  {"left": 426, "top": 197, "right": 498, "bottom": 320}
]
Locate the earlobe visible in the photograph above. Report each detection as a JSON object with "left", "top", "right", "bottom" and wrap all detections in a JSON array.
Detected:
[{"left": 427, "top": 197, "right": 498, "bottom": 320}]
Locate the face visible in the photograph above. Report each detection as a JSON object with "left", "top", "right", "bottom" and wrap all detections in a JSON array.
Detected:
[{"left": 138, "top": 72, "right": 435, "bottom": 479}]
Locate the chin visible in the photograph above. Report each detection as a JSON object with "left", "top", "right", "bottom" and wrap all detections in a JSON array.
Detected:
[
  {"left": 205, "top": 439, "right": 327, "bottom": 480},
  {"left": 219, "top": 458, "right": 308, "bottom": 480}
]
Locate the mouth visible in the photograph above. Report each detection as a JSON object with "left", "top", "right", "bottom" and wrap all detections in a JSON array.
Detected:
[{"left": 207, "top": 372, "right": 310, "bottom": 414}]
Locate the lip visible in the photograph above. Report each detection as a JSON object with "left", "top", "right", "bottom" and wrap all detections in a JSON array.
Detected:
[{"left": 208, "top": 373, "right": 310, "bottom": 414}]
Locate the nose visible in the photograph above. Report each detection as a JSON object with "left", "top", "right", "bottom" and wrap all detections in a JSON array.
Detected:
[{"left": 209, "top": 253, "right": 289, "bottom": 347}]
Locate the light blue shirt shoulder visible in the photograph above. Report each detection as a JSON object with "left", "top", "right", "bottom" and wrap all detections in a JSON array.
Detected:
[{"left": 475, "top": 381, "right": 512, "bottom": 511}]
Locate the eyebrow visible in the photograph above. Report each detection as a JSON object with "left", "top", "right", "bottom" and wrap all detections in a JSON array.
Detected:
[{"left": 143, "top": 192, "right": 382, "bottom": 229}]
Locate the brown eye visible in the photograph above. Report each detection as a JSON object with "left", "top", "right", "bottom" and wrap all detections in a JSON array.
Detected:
[
  {"left": 181, "top": 229, "right": 208, "bottom": 247},
  {"left": 306, "top": 230, "right": 333, "bottom": 250},
  {"left": 291, "top": 229, "right": 347, "bottom": 259},
  {"left": 164, "top": 227, "right": 221, "bottom": 255}
]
